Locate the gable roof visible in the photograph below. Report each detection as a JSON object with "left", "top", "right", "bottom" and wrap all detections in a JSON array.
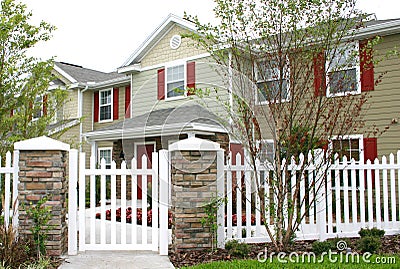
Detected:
[
  {"left": 121, "top": 14, "right": 197, "bottom": 67},
  {"left": 54, "top": 62, "right": 124, "bottom": 84}
]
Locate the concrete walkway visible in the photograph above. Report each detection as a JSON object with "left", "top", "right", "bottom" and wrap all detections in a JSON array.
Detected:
[{"left": 59, "top": 251, "right": 174, "bottom": 269}]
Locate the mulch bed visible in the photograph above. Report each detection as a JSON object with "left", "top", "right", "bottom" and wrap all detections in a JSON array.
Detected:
[{"left": 169, "top": 234, "right": 400, "bottom": 268}]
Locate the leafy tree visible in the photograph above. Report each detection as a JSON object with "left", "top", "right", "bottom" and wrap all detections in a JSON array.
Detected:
[
  {"left": 0, "top": 0, "right": 66, "bottom": 157},
  {"left": 186, "top": 0, "right": 388, "bottom": 251}
]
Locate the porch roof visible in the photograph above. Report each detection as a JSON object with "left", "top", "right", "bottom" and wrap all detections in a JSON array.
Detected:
[{"left": 83, "top": 104, "right": 227, "bottom": 141}]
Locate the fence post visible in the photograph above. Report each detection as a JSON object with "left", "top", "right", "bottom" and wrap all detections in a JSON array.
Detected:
[
  {"left": 68, "top": 149, "right": 78, "bottom": 255},
  {"left": 159, "top": 149, "right": 169, "bottom": 256},
  {"left": 314, "top": 149, "right": 327, "bottom": 241},
  {"left": 216, "top": 149, "right": 225, "bottom": 249}
]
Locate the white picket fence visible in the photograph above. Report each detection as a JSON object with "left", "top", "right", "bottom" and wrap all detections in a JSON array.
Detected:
[
  {"left": 0, "top": 151, "right": 19, "bottom": 230},
  {"left": 222, "top": 150, "right": 400, "bottom": 243},
  {"left": 68, "top": 150, "right": 169, "bottom": 255}
]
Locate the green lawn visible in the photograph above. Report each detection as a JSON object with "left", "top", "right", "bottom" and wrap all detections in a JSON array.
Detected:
[{"left": 181, "top": 254, "right": 400, "bottom": 268}]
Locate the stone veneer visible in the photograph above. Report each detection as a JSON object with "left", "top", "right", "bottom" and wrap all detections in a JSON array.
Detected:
[
  {"left": 17, "top": 144, "right": 69, "bottom": 256},
  {"left": 170, "top": 149, "right": 219, "bottom": 252}
]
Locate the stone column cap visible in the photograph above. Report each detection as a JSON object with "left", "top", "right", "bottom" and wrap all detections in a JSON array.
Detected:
[
  {"left": 169, "top": 137, "right": 221, "bottom": 151},
  {"left": 14, "top": 136, "right": 70, "bottom": 151}
]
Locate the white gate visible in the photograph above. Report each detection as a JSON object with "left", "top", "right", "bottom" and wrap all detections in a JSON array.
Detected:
[{"left": 68, "top": 149, "right": 169, "bottom": 255}]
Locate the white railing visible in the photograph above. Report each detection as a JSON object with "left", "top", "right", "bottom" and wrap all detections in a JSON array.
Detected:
[
  {"left": 70, "top": 151, "right": 169, "bottom": 254},
  {"left": 222, "top": 150, "right": 400, "bottom": 243},
  {"left": 0, "top": 151, "right": 19, "bottom": 230}
]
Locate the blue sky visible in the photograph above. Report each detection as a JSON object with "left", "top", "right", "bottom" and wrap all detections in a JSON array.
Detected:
[{"left": 21, "top": 0, "right": 400, "bottom": 72}]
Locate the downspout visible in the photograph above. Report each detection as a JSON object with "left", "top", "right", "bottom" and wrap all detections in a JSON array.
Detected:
[{"left": 79, "top": 84, "right": 91, "bottom": 152}]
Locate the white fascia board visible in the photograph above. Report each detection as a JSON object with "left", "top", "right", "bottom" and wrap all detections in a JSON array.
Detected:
[
  {"left": 84, "top": 122, "right": 227, "bottom": 142},
  {"left": 121, "top": 14, "right": 197, "bottom": 67},
  {"left": 54, "top": 65, "right": 77, "bottom": 84},
  {"left": 89, "top": 76, "right": 130, "bottom": 89},
  {"left": 356, "top": 20, "right": 400, "bottom": 39},
  {"left": 117, "top": 64, "right": 142, "bottom": 74}
]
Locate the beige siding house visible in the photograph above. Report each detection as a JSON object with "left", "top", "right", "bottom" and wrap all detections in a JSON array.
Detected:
[{"left": 49, "top": 14, "right": 400, "bottom": 171}]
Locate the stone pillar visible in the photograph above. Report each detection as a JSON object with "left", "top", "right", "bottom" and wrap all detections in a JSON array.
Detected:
[
  {"left": 15, "top": 136, "right": 70, "bottom": 256},
  {"left": 169, "top": 137, "right": 224, "bottom": 252}
]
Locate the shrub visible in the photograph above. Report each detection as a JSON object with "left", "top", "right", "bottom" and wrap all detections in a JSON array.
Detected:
[
  {"left": 358, "top": 236, "right": 381, "bottom": 253},
  {"left": 225, "top": 240, "right": 250, "bottom": 258},
  {"left": 358, "top": 228, "right": 385, "bottom": 238},
  {"left": 312, "top": 240, "right": 332, "bottom": 255},
  {"left": 328, "top": 237, "right": 351, "bottom": 251}
]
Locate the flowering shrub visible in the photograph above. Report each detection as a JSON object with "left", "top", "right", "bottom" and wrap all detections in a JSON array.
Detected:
[{"left": 96, "top": 207, "right": 172, "bottom": 228}]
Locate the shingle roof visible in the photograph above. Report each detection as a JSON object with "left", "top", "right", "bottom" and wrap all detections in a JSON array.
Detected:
[
  {"left": 97, "top": 104, "right": 223, "bottom": 132},
  {"left": 54, "top": 62, "right": 124, "bottom": 83}
]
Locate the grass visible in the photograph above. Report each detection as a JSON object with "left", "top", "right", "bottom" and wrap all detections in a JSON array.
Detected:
[{"left": 181, "top": 254, "right": 400, "bottom": 268}]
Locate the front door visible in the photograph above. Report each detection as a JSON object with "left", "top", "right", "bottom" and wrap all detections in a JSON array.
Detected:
[{"left": 136, "top": 143, "right": 154, "bottom": 199}]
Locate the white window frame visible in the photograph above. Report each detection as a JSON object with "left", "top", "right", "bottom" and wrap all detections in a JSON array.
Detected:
[
  {"left": 165, "top": 60, "right": 187, "bottom": 101},
  {"left": 329, "top": 134, "right": 364, "bottom": 163},
  {"left": 99, "top": 89, "right": 113, "bottom": 122},
  {"left": 326, "top": 42, "right": 361, "bottom": 97},
  {"left": 255, "top": 58, "right": 290, "bottom": 105},
  {"left": 32, "top": 95, "right": 43, "bottom": 121},
  {"left": 134, "top": 141, "right": 156, "bottom": 161},
  {"left": 98, "top": 147, "right": 112, "bottom": 169}
]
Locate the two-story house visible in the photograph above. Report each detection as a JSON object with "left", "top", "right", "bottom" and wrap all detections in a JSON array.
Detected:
[{"left": 50, "top": 14, "right": 400, "bottom": 192}]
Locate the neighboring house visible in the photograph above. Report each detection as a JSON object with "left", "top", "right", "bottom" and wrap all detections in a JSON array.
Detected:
[{"left": 50, "top": 14, "right": 400, "bottom": 176}]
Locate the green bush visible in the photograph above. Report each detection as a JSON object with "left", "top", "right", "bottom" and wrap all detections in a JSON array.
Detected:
[
  {"left": 225, "top": 240, "right": 250, "bottom": 258},
  {"left": 312, "top": 240, "right": 332, "bottom": 255},
  {"left": 358, "top": 236, "right": 382, "bottom": 254},
  {"left": 358, "top": 227, "right": 385, "bottom": 238}
]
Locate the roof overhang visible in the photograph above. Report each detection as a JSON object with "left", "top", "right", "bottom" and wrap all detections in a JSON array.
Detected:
[{"left": 83, "top": 122, "right": 227, "bottom": 142}]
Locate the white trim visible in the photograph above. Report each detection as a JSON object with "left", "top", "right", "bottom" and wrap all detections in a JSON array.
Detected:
[
  {"left": 54, "top": 64, "right": 77, "bottom": 83},
  {"left": 121, "top": 14, "right": 197, "bottom": 67},
  {"left": 48, "top": 119, "right": 80, "bottom": 136},
  {"left": 14, "top": 136, "right": 70, "bottom": 151},
  {"left": 98, "top": 147, "right": 113, "bottom": 165},
  {"left": 326, "top": 42, "right": 361, "bottom": 97},
  {"left": 329, "top": 134, "right": 364, "bottom": 163},
  {"left": 118, "top": 53, "right": 210, "bottom": 74},
  {"left": 255, "top": 57, "right": 291, "bottom": 105},
  {"left": 99, "top": 88, "right": 113, "bottom": 122},
  {"left": 165, "top": 60, "right": 187, "bottom": 101}
]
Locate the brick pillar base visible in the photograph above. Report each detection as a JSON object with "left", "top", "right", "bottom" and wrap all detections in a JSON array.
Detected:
[
  {"left": 170, "top": 137, "right": 223, "bottom": 252},
  {"left": 15, "top": 137, "right": 70, "bottom": 257}
]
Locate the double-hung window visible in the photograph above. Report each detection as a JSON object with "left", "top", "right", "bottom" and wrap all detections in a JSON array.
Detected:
[
  {"left": 166, "top": 64, "right": 185, "bottom": 99},
  {"left": 259, "top": 140, "right": 275, "bottom": 164},
  {"left": 330, "top": 135, "right": 363, "bottom": 163},
  {"left": 98, "top": 148, "right": 112, "bottom": 169},
  {"left": 327, "top": 43, "right": 360, "bottom": 96},
  {"left": 99, "top": 89, "right": 112, "bottom": 121},
  {"left": 256, "top": 58, "right": 290, "bottom": 104},
  {"left": 32, "top": 96, "right": 43, "bottom": 121}
]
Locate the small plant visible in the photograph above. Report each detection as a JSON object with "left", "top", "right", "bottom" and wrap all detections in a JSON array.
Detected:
[
  {"left": 25, "top": 196, "right": 52, "bottom": 258},
  {"left": 358, "top": 236, "right": 382, "bottom": 254},
  {"left": 358, "top": 227, "right": 385, "bottom": 238},
  {"left": 201, "top": 196, "right": 226, "bottom": 252},
  {"left": 312, "top": 240, "right": 333, "bottom": 255},
  {"left": 225, "top": 239, "right": 249, "bottom": 258}
]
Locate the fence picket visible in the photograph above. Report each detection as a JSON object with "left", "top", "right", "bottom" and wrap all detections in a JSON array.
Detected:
[
  {"left": 374, "top": 158, "right": 381, "bottom": 229},
  {"left": 110, "top": 161, "right": 117, "bottom": 245},
  {"left": 131, "top": 157, "right": 137, "bottom": 245},
  {"left": 366, "top": 160, "right": 374, "bottom": 227},
  {"left": 390, "top": 154, "right": 397, "bottom": 224},
  {"left": 226, "top": 153, "right": 233, "bottom": 240},
  {"left": 141, "top": 155, "right": 148, "bottom": 245},
  {"left": 121, "top": 161, "right": 127, "bottom": 245},
  {"left": 343, "top": 156, "right": 350, "bottom": 225},
  {"left": 100, "top": 158, "right": 107, "bottom": 245},
  {"left": 4, "top": 152, "right": 11, "bottom": 228},
  {"left": 152, "top": 152, "right": 159, "bottom": 251},
  {"left": 235, "top": 153, "right": 242, "bottom": 239},
  {"left": 382, "top": 156, "right": 389, "bottom": 224},
  {"left": 89, "top": 155, "right": 96, "bottom": 245},
  {"left": 350, "top": 159, "right": 357, "bottom": 230}
]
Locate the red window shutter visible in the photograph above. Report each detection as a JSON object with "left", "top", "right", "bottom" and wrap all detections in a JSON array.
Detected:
[
  {"left": 360, "top": 40, "right": 374, "bottom": 92},
  {"left": 157, "top": 68, "right": 165, "bottom": 100},
  {"left": 187, "top": 61, "right": 196, "bottom": 95},
  {"left": 364, "top": 137, "right": 377, "bottom": 188},
  {"left": 230, "top": 143, "right": 244, "bottom": 165},
  {"left": 94, "top": 91, "right": 99, "bottom": 123},
  {"left": 363, "top": 137, "right": 377, "bottom": 163},
  {"left": 125, "top": 85, "right": 131, "bottom": 118},
  {"left": 313, "top": 51, "right": 326, "bottom": 97},
  {"left": 113, "top": 87, "right": 119, "bottom": 120},
  {"left": 42, "top": 94, "right": 48, "bottom": 116}
]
